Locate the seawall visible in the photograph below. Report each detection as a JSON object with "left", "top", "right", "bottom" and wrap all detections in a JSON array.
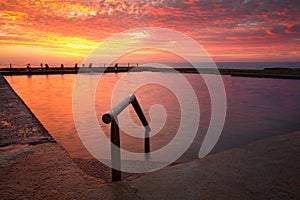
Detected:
[{"left": 1, "top": 67, "right": 300, "bottom": 79}]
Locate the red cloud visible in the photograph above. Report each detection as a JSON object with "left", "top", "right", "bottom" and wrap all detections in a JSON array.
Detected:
[{"left": 0, "top": 0, "right": 299, "bottom": 62}]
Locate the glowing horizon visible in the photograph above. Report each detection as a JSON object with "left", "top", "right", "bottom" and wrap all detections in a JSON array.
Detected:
[{"left": 0, "top": 0, "right": 299, "bottom": 66}]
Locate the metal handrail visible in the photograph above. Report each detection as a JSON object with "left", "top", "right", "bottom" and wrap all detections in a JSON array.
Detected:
[{"left": 102, "top": 93, "right": 150, "bottom": 182}]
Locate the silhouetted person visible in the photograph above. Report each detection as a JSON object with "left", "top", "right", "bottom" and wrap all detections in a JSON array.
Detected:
[
  {"left": 74, "top": 63, "right": 78, "bottom": 69},
  {"left": 10, "top": 64, "right": 12, "bottom": 70},
  {"left": 26, "top": 64, "right": 31, "bottom": 72},
  {"left": 89, "top": 63, "right": 92, "bottom": 69},
  {"left": 60, "top": 64, "right": 64, "bottom": 70},
  {"left": 114, "top": 63, "right": 118, "bottom": 72},
  {"left": 45, "top": 64, "right": 49, "bottom": 70},
  {"left": 40, "top": 63, "right": 43, "bottom": 69}
]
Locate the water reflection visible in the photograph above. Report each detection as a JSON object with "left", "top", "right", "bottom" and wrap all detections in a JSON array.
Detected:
[{"left": 5, "top": 73, "right": 300, "bottom": 163}]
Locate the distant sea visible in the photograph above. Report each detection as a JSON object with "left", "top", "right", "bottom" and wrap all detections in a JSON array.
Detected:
[
  {"left": 1, "top": 62, "right": 300, "bottom": 70},
  {"left": 164, "top": 62, "right": 300, "bottom": 70}
]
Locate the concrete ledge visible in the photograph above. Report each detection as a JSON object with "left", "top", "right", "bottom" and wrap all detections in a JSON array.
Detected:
[
  {"left": 1, "top": 67, "right": 300, "bottom": 79},
  {"left": 0, "top": 143, "right": 106, "bottom": 199},
  {"left": 0, "top": 74, "right": 54, "bottom": 147},
  {"left": 128, "top": 131, "right": 300, "bottom": 199}
]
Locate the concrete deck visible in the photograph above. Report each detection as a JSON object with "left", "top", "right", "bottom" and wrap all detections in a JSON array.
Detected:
[
  {"left": 128, "top": 130, "right": 300, "bottom": 199},
  {"left": 1, "top": 74, "right": 299, "bottom": 199}
]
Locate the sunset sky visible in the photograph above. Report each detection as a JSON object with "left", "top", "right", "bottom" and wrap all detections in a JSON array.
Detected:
[{"left": 0, "top": 0, "right": 299, "bottom": 66}]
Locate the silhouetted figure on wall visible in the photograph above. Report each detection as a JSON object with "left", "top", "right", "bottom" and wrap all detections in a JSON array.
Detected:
[
  {"left": 89, "top": 63, "right": 92, "bottom": 69},
  {"left": 40, "top": 63, "right": 43, "bottom": 69},
  {"left": 45, "top": 64, "right": 49, "bottom": 70},
  {"left": 26, "top": 63, "right": 31, "bottom": 72},
  {"left": 114, "top": 63, "right": 118, "bottom": 72},
  {"left": 74, "top": 63, "right": 78, "bottom": 69},
  {"left": 60, "top": 64, "right": 64, "bottom": 70}
]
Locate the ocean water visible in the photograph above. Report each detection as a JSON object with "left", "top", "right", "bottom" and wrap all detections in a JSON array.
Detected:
[
  {"left": 5, "top": 73, "right": 300, "bottom": 163},
  {"left": 163, "top": 62, "right": 300, "bottom": 69}
]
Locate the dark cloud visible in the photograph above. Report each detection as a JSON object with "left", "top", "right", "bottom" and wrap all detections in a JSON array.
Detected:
[
  {"left": 267, "top": 25, "right": 288, "bottom": 35},
  {"left": 289, "top": 24, "right": 300, "bottom": 33}
]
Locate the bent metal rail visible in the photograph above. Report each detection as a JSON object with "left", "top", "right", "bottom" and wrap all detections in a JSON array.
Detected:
[{"left": 102, "top": 93, "right": 150, "bottom": 182}]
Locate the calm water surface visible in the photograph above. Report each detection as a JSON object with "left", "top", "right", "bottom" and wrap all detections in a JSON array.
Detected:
[{"left": 6, "top": 73, "right": 300, "bottom": 162}]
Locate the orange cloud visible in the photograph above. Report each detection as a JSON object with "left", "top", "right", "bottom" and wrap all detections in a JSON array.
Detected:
[{"left": 0, "top": 0, "right": 299, "bottom": 65}]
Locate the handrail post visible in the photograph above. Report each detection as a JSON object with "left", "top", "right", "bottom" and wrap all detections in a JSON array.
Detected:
[
  {"left": 144, "top": 126, "right": 150, "bottom": 153},
  {"left": 131, "top": 98, "right": 148, "bottom": 127},
  {"left": 111, "top": 118, "right": 121, "bottom": 182},
  {"left": 102, "top": 93, "right": 150, "bottom": 182},
  {"left": 131, "top": 98, "right": 150, "bottom": 153}
]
